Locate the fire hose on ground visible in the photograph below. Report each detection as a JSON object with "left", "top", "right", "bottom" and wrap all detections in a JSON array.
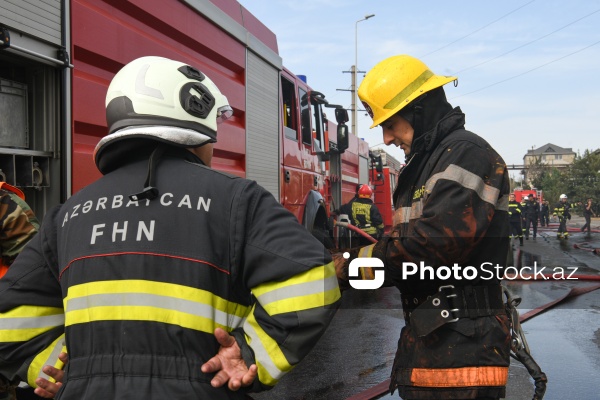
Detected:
[{"left": 335, "top": 224, "right": 600, "bottom": 400}]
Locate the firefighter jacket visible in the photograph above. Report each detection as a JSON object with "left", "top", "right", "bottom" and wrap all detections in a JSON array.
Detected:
[
  {"left": 0, "top": 147, "right": 341, "bottom": 399},
  {"left": 508, "top": 200, "right": 522, "bottom": 223},
  {"left": 338, "top": 197, "right": 384, "bottom": 237},
  {"left": 359, "top": 107, "right": 511, "bottom": 399},
  {"left": 540, "top": 202, "right": 550, "bottom": 218},
  {"left": 0, "top": 184, "right": 39, "bottom": 278},
  {"left": 553, "top": 201, "right": 574, "bottom": 219},
  {"left": 522, "top": 200, "right": 540, "bottom": 220}
]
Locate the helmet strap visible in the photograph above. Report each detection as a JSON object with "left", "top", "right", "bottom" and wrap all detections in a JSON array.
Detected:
[{"left": 129, "top": 145, "right": 166, "bottom": 202}]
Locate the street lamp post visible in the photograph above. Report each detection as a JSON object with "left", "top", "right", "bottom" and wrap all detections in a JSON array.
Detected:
[{"left": 352, "top": 14, "right": 375, "bottom": 136}]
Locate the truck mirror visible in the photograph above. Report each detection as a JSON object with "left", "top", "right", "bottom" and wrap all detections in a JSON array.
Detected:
[
  {"left": 337, "top": 124, "right": 349, "bottom": 153},
  {"left": 334, "top": 108, "right": 349, "bottom": 124},
  {"left": 373, "top": 154, "right": 383, "bottom": 172}
]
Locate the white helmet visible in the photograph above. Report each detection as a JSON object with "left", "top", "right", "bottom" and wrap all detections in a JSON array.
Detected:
[
  {"left": 560, "top": 194, "right": 568, "bottom": 199},
  {"left": 523, "top": 196, "right": 529, "bottom": 200},
  {"left": 94, "top": 56, "right": 232, "bottom": 172}
]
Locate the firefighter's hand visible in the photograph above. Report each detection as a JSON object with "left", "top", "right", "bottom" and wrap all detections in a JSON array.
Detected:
[
  {"left": 34, "top": 352, "right": 68, "bottom": 398},
  {"left": 332, "top": 252, "right": 350, "bottom": 290},
  {"left": 201, "top": 328, "right": 257, "bottom": 391}
]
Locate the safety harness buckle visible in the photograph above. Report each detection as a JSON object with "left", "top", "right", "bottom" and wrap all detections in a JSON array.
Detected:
[{"left": 410, "top": 285, "right": 459, "bottom": 337}]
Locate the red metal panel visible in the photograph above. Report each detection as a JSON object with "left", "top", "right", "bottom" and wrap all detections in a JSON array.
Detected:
[{"left": 70, "top": 0, "right": 248, "bottom": 193}]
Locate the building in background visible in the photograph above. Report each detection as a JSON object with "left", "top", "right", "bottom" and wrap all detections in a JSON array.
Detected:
[{"left": 523, "top": 143, "right": 576, "bottom": 185}]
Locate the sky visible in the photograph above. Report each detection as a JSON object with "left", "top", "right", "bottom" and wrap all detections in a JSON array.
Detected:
[{"left": 238, "top": 0, "right": 600, "bottom": 179}]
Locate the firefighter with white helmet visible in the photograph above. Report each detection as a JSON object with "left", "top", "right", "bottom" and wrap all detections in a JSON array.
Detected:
[
  {"left": 553, "top": 193, "right": 575, "bottom": 239},
  {"left": 334, "top": 54, "right": 547, "bottom": 399},
  {"left": 0, "top": 56, "right": 341, "bottom": 399}
]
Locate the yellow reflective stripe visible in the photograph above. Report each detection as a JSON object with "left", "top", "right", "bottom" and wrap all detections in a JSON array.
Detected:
[
  {"left": 27, "top": 334, "right": 66, "bottom": 387},
  {"left": 243, "top": 308, "right": 292, "bottom": 386},
  {"left": 66, "top": 280, "right": 247, "bottom": 318},
  {"left": 0, "top": 306, "right": 64, "bottom": 342},
  {"left": 252, "top": 263, "right": 340, "bottom": 316},
  {"left": 66, "top": 305, "right": 231, "bottom": 334},
  {"left": 384, "top": 70, "right": 434, "bottom": 109},
  {"left": 425, "top": 164, "right": 500, "bottom": 207},
  {"left": 358, "top": 245, "right": 376, "bottom": 280},
  {"left": 359, "top": 245, "right": 374, "bottom": 258},
  {"left": 64, "top": 280, "right": 249, "bottom": 333}
]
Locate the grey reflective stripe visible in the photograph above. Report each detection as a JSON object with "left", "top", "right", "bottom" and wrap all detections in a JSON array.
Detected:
[
  {"left": 255, "top": 275, "right": 338, "bottom": 307},
  {"left": 136, "top": 64, "right": 164, "bottom": 99},
  {"left": 0, "top": 314, "right": 64, "bottom": 330},
  {"left": 36, "top": 335, "right": 65, "bottom": 381},
  {"left": 243, "top": 318, "right": 283, "bottom": 380},
  {"left": 392, "top": 200, "right": 425, "bottom": 224},
  {"left": 425, "top": 164, "right": 500, "bottom": 207},
  {"left": 411, "top": 199, "right": 424, "bottom": 219},
  {"left": 496, "top": 195, "right": 509, "bottom": 211},
  {"left": 66, "top": 293, "right": 245, "bottom": 329},
  {"left": 393, "top": 207, "right": 412, "bottom": 225}
]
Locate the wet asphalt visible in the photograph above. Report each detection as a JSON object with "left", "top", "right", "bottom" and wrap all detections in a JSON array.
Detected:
[{"left": 251, "top": 216, "right": 600, "bottom": 400}]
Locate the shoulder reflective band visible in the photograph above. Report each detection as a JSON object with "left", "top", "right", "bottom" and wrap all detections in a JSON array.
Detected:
[{"left": 425, "top": 164, "right": 500, "bottom": 207}]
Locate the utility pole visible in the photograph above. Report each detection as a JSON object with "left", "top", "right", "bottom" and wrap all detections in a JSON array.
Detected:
[
  {"left": 337, "top": 66, "right": 364, "bottom": 136},
  {"left": 336, "top": 14, "right": 374, "bottom": 136}
]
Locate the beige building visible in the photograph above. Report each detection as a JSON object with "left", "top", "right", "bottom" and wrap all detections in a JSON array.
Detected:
[{"left": 522, "top": 143, "right": 576, "bottom": 185}]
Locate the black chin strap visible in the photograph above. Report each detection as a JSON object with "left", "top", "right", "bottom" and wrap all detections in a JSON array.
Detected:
[{"left": 129, "top": 145, "right": 167, "bottom": 202}]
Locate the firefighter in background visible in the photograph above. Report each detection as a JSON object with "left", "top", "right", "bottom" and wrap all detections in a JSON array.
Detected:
[
  {"left": 520, "top": 195, "right": 528, "bottom": 239},
  {"left": 0, "top": 183, "right": 41, "bottom": 400},
  {"left": 336, "top": 55, "right": 513, "bottom": 399},
  {"left": 580, "top": 197, "right": 596, "bottom": 236},
  {"left": 508, "top": 193, "right": 524, "bottom": 246},
  {"left": 553, "top": 193, "right": 575, "bottom": 239},
  {"left": 540, "top": 200, "right": 550, "bottom": 227},
  {"left": 522, "top": 194, "right": 540, "bottom": 240},
  {"left": 0, "top": 56, "right": 341, "bottom": 399},
  {"left": 337, "top": 184, "right": 384, "bottom": 245}
]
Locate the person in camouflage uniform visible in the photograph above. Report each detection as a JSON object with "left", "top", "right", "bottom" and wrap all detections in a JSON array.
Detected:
[
  {"left": 0, "top": 183, "right": 40, "bottom": 278},
  {"left": 0, "top": 183, "right": 40, "bottom": 400}
]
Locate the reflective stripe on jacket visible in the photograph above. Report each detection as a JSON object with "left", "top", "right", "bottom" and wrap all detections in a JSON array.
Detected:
[
  {"left": 367, "top": 108, "right": 511, "bottom": 398},
  {"left": 0, "top": 150, "right": 340, "bottom": 398}
]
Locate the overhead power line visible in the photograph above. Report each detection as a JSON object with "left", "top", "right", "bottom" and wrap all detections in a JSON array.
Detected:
[
  {"left": 420, "top": 0, "right": 536, "bottom": 58},
  {"left": 451, "top": 39, "right": 600, "bottom": 99},
  {"left": 454, "top": 7, "right": 600, "bottom": 74}
]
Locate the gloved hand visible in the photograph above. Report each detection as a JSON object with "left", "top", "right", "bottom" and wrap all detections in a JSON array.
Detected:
[{"left": 330, "top": 247, "right": 362, "bottom": 291}]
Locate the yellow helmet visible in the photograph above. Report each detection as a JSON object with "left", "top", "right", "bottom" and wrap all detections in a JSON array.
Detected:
[{"left": 358, "top": 55, "right": 457, "bottom": 128}]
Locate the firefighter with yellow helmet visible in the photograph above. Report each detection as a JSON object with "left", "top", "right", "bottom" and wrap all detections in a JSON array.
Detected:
[
  {"left": 335, "top": 55, "right": 527, "bottom": 399},
  {"left": 0, "top": 56, "right": 341, "bottom": 399}
]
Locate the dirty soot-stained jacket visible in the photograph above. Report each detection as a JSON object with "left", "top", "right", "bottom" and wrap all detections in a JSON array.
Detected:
[{"left": 369, "top": 105, "right": 512, "bottom": 399}]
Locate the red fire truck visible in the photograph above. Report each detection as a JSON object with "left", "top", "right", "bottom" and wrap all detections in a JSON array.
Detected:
[
  {"left": 369, "top": 148, "right": 404, "bottom": 233},
  {"left": 513, "top": 188, "right": 544, "bottom": 204},
  {"left": 0, "top": 0, "right": 371, "bottom": 241}
]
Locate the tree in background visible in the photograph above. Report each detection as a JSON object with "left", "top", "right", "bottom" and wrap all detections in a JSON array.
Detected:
[{"left": 536, "top": 149, "right": 600, "bottom": 215}]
